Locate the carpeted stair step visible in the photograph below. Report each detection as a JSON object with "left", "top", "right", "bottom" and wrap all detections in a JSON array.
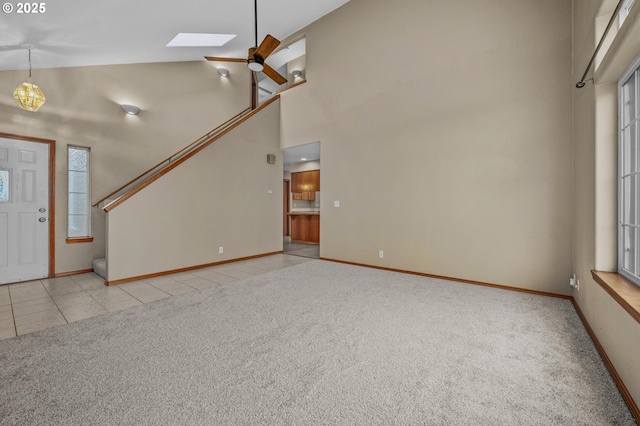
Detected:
[{"left": 92, "top": 258, "right": 107, "bottom": 280}]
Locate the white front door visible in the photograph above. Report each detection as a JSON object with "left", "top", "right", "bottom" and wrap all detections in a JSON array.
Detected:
[{"left": 0, "top": 137, "right": 50, "bottom": 284}]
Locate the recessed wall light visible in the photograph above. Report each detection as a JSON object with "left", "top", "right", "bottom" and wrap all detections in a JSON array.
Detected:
[
  {"left": 121, "top": 104, "right": 141, "bottom": 115},
  {"left": 217, "top": 68, "right": 230, "bottom": 77},
  {"left": 166, "top": 33, "right": 237, "bottom": 47},
  {"left": 300, "top": 157, "right": 307, "bottom": 161}
]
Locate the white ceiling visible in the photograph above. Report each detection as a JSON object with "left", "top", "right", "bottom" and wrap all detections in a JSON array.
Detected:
[
  {"left": 0, "top": 0, "right": 349, "bottom": 71},
  {"left": 283, "top": 142, "right": 320, "bottom": 171}
]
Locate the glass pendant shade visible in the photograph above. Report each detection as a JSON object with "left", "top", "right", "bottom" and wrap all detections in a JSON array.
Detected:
[
  {"left": 13, "top": 47, "right": 46, "bottom": 112},
  {"left": 13, "top": 81, "right": 46, "bottom": 112}
]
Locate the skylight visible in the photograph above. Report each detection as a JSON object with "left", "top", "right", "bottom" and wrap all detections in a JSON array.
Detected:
[{"left": 166, "top": 33, "right": 237, "bottom": 47}]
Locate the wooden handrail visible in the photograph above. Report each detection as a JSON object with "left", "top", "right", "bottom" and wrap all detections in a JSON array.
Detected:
[
  {"left": 92, "top": 106, "right": 252, "bottom": 207},
  {"left": 103, "top": 95, "right": 281, "bottom": 213},
  {"left": 277, "top": 79, "right": 307, "bottom": 94}
]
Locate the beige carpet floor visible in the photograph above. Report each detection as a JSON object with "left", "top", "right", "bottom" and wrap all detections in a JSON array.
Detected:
[{"left": 0, "top": 260, "right": 634, "bottom": 425}]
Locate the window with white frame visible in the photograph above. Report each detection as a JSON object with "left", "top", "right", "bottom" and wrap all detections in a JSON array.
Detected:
[
  {"left": 619, "top": 56, "right": 640, "bottom": 285},
  {"left": 67, "top": 146, "right": 91, "bottom": 238}
]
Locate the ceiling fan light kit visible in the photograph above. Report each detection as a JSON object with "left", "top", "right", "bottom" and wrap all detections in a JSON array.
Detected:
[
  {"left": 248, "top": 60, "right": 263, "bottom": 72},
  {"left": 13, "top": 47, "right": 46, "bottom": 112}
]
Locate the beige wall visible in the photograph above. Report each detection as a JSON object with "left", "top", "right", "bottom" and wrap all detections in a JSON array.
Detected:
[
  {"left": 106, "top": 100, "right": 282, "bottom": 282},
  {"left": 573, "top": 0, "right": 640, "bottom": 408},
  {"left": 287, "top": 54, "right": 306, "bottom": 82},
  {"left": 280, "top": 0, "right": 573, "bottom": 294},
  {"left": 0, "top": 61, "right": 250, "bottom": 274}
]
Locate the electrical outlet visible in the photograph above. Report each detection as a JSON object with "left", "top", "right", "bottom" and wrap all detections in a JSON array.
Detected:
[
  {"left": 219, "top": 247, "right": 223, "bottom": 254},
  {"left": 379, "top": 250, "right": 384, "bottom": 258}
]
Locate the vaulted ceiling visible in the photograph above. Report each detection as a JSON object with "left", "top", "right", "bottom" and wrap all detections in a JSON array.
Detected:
[{"left": 0, "top": 0, "right": 349, "bottom": 71}]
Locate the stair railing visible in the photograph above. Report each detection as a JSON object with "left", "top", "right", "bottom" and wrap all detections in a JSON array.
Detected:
[{"left": 92, "top": 106, "right": 253, "bottom": 210}]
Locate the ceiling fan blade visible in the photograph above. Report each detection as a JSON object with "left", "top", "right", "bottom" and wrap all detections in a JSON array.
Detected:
[
  {"left": 262, "top": 63, "right": 287, "bottom": 85},
  {"left": 204, "top": 56, "right": 247, "bottom": 63},
  {"left": 254, "top": 34, "right": 280, "bottom": 61}
]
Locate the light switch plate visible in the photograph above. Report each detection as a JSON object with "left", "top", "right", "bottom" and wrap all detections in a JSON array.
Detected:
[{"left": 334, "top": 201, "right": 340, "bottom": 207}]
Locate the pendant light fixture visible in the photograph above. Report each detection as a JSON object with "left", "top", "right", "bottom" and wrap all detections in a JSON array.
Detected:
[{"left": 13, "top": 47, "right": 46, "bottom": 112}]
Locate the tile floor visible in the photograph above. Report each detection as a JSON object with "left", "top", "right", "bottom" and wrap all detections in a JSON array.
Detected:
[
  {"left": 0, "top": 254, "right": 313, "bottom": 341},
  {"left": 283, "top": 242, "right": 320, "bottom": 259}
]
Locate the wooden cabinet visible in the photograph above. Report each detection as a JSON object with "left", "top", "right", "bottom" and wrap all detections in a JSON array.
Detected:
[
  {"left": 308, "top": 214, "right": 320, "bottom": 243},
  {"left": 291, "top": 170, "right": 320, "bottom": 199},
  {"left": 290, "top": 213, "right": 320, "bottom": 244},
  {"left": 289, "top": 170, "right": 320, "bottom": 243},
  {"left": 293, "top": 191, "right": 314, "bottom": 200}
]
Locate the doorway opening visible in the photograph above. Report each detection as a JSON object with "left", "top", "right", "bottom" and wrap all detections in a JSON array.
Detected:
[{"left": 283, "top": 142, "right": 320, "bottom": 259}]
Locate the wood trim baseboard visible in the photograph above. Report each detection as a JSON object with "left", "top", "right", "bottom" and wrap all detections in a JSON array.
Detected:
[
  {"left": 319, "top": 257, "right": 638, "bottom": 420},
  {"left": 104, "top": 96, "right": 280, "bottom": 213},
  {"left": 54, "top": 268, "right": 94, "bottom": 278},
  {"left": 66, "top": 237, "right": 94, "bottom": 244},
  {"left": 591, "top": 271, "right": 640, "bottom": 325},
  {"left": 572, "top": 299, "right": 640, "bottom": 423},
  {"left": 319, "top": 257, "right": 572, "bottom": 300},
  {"left": 104, "top": 251, "right": 283, "bottom": 286}
]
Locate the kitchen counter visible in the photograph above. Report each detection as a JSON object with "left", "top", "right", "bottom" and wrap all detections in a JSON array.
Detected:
[{"left": 288, "top": 212, "right": 320, "bottom": 243}]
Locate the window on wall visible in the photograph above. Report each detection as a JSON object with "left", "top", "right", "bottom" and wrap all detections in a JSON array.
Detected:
[
  {"left": 67, "top": 146, "right": 91, "bottom": 239},
  {"left": 619, "top": 56, "right": 640, "bottom": 285}
]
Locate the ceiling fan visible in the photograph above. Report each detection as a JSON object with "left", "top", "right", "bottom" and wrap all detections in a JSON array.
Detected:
[{"left": 205, "top": 0, "right": 287, "bottom": 85}]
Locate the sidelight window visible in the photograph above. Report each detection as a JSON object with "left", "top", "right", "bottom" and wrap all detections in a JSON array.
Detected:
[{"left": 67, "top": 146, "right": 91, "bottom": 238}]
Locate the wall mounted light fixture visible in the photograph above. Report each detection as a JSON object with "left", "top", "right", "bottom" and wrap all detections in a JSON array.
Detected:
[
  {"left": 13, "top": 47, "right": 46, "bottom": 112},
  {"left": 120, "top": 104, "right": 141, "bottom": 115},
  {"left": 291, "top": 70, "right": 302, "bottom": 79},
  {"left": 217, "top": 68, "right": 230, "bottom": 77}
]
